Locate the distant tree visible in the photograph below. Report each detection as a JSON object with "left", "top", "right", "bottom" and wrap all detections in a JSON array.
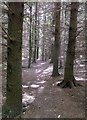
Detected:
[
  {"left": 33, "top": 3, "right": 38, "bottom": 63},
  {"left": 3, "top": 2, "right": 24, "bottom": 118},
  {"left": 58, "top": 2, "right": 80, "bottom": 88},
  {"left": 50, "top": 43, "right": 54, "bottom": 63},
  {"left": 37, "top": 9, "right": 40, "bottom": 59},
  {"left": 42, "top": 4, "right": 46, "bottom": 61},
  {"left": 28, "top": 5, "right": 32, "bottom": 68},
  {"left": 45, "top": 48, "right": 47, "bottom": 61},
  {"left": 42, "top": 38, "right": 45, "bottom": 61},
  {"left": 52, "top": 2, "right": 61, "bottom": 76}
]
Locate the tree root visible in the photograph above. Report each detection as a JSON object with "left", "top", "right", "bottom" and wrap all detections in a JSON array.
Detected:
[
  {"left": 51, "top": 73, "right": 60, "bottom": 77},
  {"left": 57, "top": 80, "right": 82, "bottom": 88}
]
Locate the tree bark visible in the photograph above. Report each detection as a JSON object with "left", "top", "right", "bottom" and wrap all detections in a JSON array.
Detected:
[
  {"left": 85, "top": 2, "right": 87, "bottom": 114},
  {"left": 3, "top": 2, "right": 24, "bottom": 118}
]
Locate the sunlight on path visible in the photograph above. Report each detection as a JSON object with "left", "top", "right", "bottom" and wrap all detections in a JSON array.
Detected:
[
  {"left": 22, "top": 60, "right": 52, "bottom": 111},
  {"left": 22, "top": 60, "right": 66, "bottom": 116},
  {"left": 22, "top": 92, "right": 35, "bottom": 109},
  {"left": 75, "top": 77, "right": 87, "bottom": 81},
  {"left": 37, "top": 66, "right": 53, "bottom": 78},
  {"left": 22, "top": 85, "right": 28, "bottom": 88},
  {"left": 22, "top": 59, "right": 85, "bottom": 118},
  {"left": 30, "top": 84, "right": 40, "bottom": 88},
  {"left": 38, "top": 87, "right": 44, "bottom": 93},
  {"left": 36, "top": 81, "right": 46, "bottom": 84}
]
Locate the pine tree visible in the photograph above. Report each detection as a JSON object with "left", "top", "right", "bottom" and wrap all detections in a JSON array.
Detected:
[
  {"left": 52, "top": 2, "right": 61, "bottom": 76},
  {"left": 3, "top": 2, "right": 24, "bottom": 118},
  {"left": 58, "top": 2, "right": 80, "bottom": 88},
  {"left": 28, "top": 5, "right": 32, "bottom": 68},
  {"left": 33, "top": 3, "right": 37, "bottom": 63}
]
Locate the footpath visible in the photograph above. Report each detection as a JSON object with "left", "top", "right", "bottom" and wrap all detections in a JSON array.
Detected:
[{"left": 21, "top": 60, "right": 85, "bottom": 118}]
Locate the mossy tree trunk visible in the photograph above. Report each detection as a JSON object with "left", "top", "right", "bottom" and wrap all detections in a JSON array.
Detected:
[
  {"left": 58, "top": 2, "right": 79, "bottom": 88},
  {"left": 3, "top": 2, "right": 24, "bottom": 118},
  {"left": 52, "top": 2, "right": 61, "bottom": 76},
  {"left": 28, "top": 5, "right": 32, "bottom": 68}
]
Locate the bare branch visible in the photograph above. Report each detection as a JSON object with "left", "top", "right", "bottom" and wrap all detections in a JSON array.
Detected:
[
  {"left": 76, "top": 29, "right": 83, "bottom": 38},
  {"left": 0, "top": 25, "right": 11, "bottom": 41}
]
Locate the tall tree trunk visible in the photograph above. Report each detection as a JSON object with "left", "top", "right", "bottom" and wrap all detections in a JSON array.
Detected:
[
  {"left": 42, "top": 4, "right": 46, "bottom": 61},
  {"left": 33, "top": 3, "right": 37, "bottom": 63},
  {"left": 58, "top": 2, "right": 79, "bottom": 88},
  {"left": 85, "top": 2, "right": 87, "bottom": 113},
  {"left": 42, "top": 41, "right": 45, "bottom": 61},
  {"left": 52, "top": 2, "right": 61, "bottom": 76},
  {"left": 31, "top": 18, "right": 34, "bottom": 62},
  {"left": 45, "top": 48, "right": 47, "bottom": 61},
  {"left": 85, "top": 2, "right": 87, "bottom": 61},
  {"left": 37, "top": 14, "right": 39, "bottom": 59},
  {"left": 28, "top": 5, "right": 32, "bottom": 68},
  {"left": 3, "top": 2, "right": 24, "bottom": 118}
]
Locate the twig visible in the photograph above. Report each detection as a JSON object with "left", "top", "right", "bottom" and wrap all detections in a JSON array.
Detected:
[
  {"left": 0, "top": 43, "right": 7, "bottom": 47},
  {"left": 0, "top": 25, "right": 11, "bottom": 41},
  {"left": 76, "top": 29, "right": 83, "bottom": 38}
]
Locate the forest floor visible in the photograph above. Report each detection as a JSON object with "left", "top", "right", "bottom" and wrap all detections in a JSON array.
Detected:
[{"left": 21, "top": 59, "right": 86, "bottom": 118}]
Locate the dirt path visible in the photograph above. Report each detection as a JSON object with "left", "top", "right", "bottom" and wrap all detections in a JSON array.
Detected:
[{"left": 22, "top": 60, "right": 85, "bottom": 118}]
